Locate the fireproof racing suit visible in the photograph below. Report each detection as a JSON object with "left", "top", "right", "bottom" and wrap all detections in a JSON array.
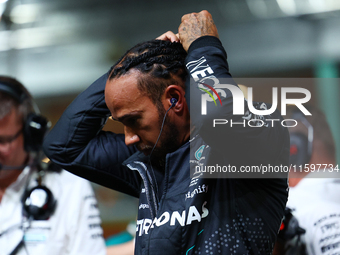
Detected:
[{"left": 43, "top": 36, "right": 290, "bottom": 254}]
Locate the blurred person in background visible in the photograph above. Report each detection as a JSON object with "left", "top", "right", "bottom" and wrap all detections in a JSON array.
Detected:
[
  {"left": 286, "top": 105, "right": 340, "bottom": 255},
  {"left": 0, "top": 76, "right": 106, "bottom": 255}
]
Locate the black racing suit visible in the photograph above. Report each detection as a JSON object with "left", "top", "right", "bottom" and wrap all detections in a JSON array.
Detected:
[{"left": 43, "top": 36, "right": 289, "bottom": 254}]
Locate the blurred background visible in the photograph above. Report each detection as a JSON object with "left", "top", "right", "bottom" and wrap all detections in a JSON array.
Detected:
[{"left": 1, "top": 0, "right": 340, "bottom": 238}]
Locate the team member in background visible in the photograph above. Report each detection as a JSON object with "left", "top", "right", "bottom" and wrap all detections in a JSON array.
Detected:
[
  {"left": 0, "top": 76, "right": 106, "bottom": 255},
  {"left": 44, "top": 10, "right": 289, "bottom": 254},
  {"left": 286, "top": 106, "right": 340, "bottom": 255}
]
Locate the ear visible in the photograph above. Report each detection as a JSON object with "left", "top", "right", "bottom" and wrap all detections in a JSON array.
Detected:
[{"left": 164, "top": 85, "right": 186, "bottom": 112}]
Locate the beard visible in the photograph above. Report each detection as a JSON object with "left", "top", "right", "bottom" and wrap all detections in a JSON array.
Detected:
[{"left": 148, "top": 107, "right": 180, "bottom": 170}]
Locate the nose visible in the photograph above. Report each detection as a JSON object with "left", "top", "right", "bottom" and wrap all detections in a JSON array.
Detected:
[{"left": 124, "top": 126, "right": 140, "bottom": 146}]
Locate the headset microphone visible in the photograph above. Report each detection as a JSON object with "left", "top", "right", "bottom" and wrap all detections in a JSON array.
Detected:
[
  {"left": 150, "top": 98, "right": 177, "bottom": 156},
  {"left": 147, "top": 97, "right": 178, "bottom": 205},
  {"left": 0, "top": 163, "right": 27, "bottom": 170}
]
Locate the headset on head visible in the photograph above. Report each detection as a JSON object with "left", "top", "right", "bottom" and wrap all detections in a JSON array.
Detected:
[
  {"left": 0, "top": 79, "right": 56, "bottom": 221},
  {"left": 0, "top": 80, "right": 50, "bottom": 152},
  {"left": 289, "top": 110, "right": 314, "bottom": 167}
]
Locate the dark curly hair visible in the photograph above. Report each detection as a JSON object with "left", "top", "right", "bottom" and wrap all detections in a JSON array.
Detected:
[{"left": 108, "top": 39, "right": 187, "bottom": 111}]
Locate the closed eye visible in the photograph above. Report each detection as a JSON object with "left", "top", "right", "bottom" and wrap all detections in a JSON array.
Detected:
[
  {"left": 115, "top": 111, "right": 142, "bottom": 127},
  {"left": 124, "top": 117, "right": 140, "bottom": 127}
]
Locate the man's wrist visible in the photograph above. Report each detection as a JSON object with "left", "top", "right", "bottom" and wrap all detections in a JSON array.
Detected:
[{"left": 187, "top": 36, "right": 226, "bottom": 56}]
